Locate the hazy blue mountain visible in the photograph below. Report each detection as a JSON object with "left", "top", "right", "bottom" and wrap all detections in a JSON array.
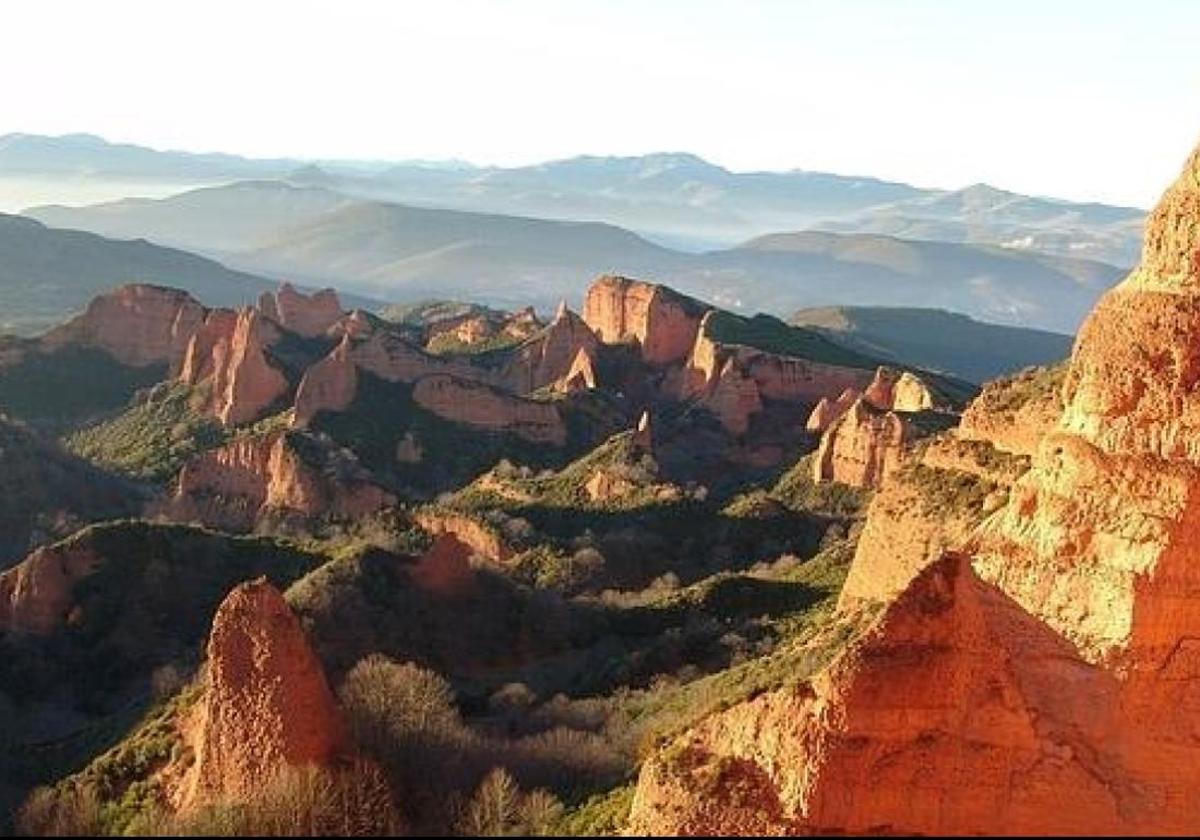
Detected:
[
  {"left": 789, "top": 304, "right": 1075, "bottom": 383},
  {"left": 812, "top": 183, "right": 1145, "bottom": 266},
  {"left": 0, "top": 213, "right": 278, "bottom": 335},
  {"left": 7, "top": 134, "right": 1147, "bottom": 260},
  {"left": 27, "top": 181, "right": 1127, "bottom": 332}
]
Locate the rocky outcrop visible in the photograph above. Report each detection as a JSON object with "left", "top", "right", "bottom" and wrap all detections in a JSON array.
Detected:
[
  {"left": 43, "top": 284, "right": 207, "bottom": 369},
  {"left": 891, "top": 370, "right": 936, "bottom": 411},
  {"left": 583, "top": 275, "right": 705, "bottom": 365},
  {"left": 181, "top": 307, "right": 290, "bottom": 426},
  {"left": 971, "top": 144, "right": 1200, "bottom": 666},
  {"left": 412, "top": 375, "right": 567, "bottom": 446},
  {"left": 681, "top": 312, "right": 877, "bottom": 435},
  {"left": 413, "top": 509, "right": 512, "bottom": 563},
  {"left": 0, "top": 542, "right": 100, "bottom": 635},
  {"left": 500, "top": 304, "right": 598, "bottom": 393},
  {"left": 631, "top": 556, "right": 1140, "bottom": 836},
  {"left": 631, "top": 140, "right": 1200, "bottom": 836},
  {"left": 812, "top": 398, "right": 909, "bottom": 489},
  {"left": 804, "top": 388, "right": 860, "bottom": 433},
  {"left": 292, "top": 336, "right": 359, "bottom": 426},
  {"left": 183, "top": 579, "right": 347, "bottom": 806},
  {"left": 259, "top": 283, "right": 343, "bottom": 338},
  {"left": 165, "top": 431, "right": 394, "bottom": 532},
  {"left": 958, "top": 364, "right": 1065, "bottom": 457},
  {"left": 700, "top": 359, "right": 763, "bottom": 437}
]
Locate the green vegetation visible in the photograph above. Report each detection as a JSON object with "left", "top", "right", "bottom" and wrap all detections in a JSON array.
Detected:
[
  {"left": 979, "top": 362, "right": 1067, "bottom": 416},
  {"left": 769, "top": 453, "right": 869, "bottom": 518},
  {"left": 64, "top": 381, "right": 226, "bottom": 482},
  {"left": 903, "top": 461, "right": 1000, "bottom": 518},
  {"left": 426, "top": 329, "right": 525, "bottom": 357},
  {"left": 0, "top": 343, "right": 165, "bottom": 429},
  {"left": 312, "top": 372, "right": 561, "bottom": 496},
  {"left": 705, "top": 309, "right": 878, "bottom": 369}
]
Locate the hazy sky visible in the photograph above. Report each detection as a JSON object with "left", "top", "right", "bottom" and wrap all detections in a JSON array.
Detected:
[{"left": 4, "top": 0, "right": 1199, "bottom": 207}]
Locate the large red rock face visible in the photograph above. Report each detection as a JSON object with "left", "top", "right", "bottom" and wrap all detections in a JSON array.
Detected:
[
  {"left": 582, "top": 275, "right": 704, "bottom": 365},
  {"left": 184, "top": 578, "right": 347, "bottom": 806},
  {"left": 630, "top": 141, "right": 1200, "bottom": 835},
  {"left": 630, "top": 557, "right": 1134, "bottom": 836},
  {"left": 43, "top": 284, "right": 207, "bottom": 369},
  {"left": 292, "top": 336, "right": 359, "bottom": 427},
  {"left": 973, "top": 145, "right": 1200, "bottom": 667}
]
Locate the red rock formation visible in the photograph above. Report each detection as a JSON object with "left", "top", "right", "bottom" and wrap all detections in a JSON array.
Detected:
[
  {"left": 631, "top": 140, "right": 1200, "bottom": 837},
  {"left": 630, "top": 556, "right": 1136, "bottom": 836},
  {"left": 260, "top": 283, "right": 343, "bottom": 338},
  {"left": 812, "top": 397, "right": 909, "bottom": 489},
  {"left": 682, "top": 312, "right": 876, "bottom": 434},
  {"left": 804, "top": 388, "right": 860, "bottom": 433},
  {"left": 292, "top": 336, "right": 359, "bottom": 427},
  {"left": 413, "top": 509, "right": 512, "bottom": 563},
  {"left": 165, "top": 431, "right": 394, "bottom": 532},
  {"left": 862, "top": 365, "right": 898, "bottom": 408},
  {"left": 180, "top": 307, "right": 290, "bottom": 426},
  {"left": 958, "top": 365, "right": 1064, "bottom": 457},
  {"left": 412, "top": 374, "right": 567, "bottom": 446},
  {"left": 43, "top": 284, "right": 207, "bottom": 369},
  {"left": 582, "top": 275, "right": 705, "bottom": 365},
  {"left": 183, "top": 578, "right": 347, "bottom": 806},
  {"left": 500, "top": 304, "right": 598, "bottom": 393},
  {"left": 972, "top": 144, "right": 1200, "bottom": 666},
  {"left": 701, "top": 358, "right": 763, "bottom": 436},
  {"left": 0, "top": 542, "right": 100, "bottom": 635}
]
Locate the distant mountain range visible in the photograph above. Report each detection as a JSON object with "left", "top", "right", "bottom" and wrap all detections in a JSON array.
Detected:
[
  {"left": 789, "top": 305, "right": 1074, "bottom": 383},
  {"left": 26, "top": 180, "right": 1127, "bottom": 333},
  {"left": 3, "top": 133, "right": 1145, "bottom": 261}
]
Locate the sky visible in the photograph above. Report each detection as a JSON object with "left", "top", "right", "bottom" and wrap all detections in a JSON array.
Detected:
[{"left": 3, "top": 0, "right": 1199, "bottom": 208}]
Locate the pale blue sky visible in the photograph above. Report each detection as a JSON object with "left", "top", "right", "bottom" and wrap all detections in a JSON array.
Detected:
[{"left": 4, "top": 0, "right": 1198, "bottom": 206}]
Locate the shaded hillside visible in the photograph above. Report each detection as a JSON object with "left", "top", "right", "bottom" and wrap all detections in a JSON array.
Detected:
[
  {"left": 789, "top": 305, "right": 1074, "bottom": 383},
  {"left": 0, "top": 418, "right": 140, "bottom": 567},
  {"left": 0, "top": 214, "right": 278, "bottom": 335}
]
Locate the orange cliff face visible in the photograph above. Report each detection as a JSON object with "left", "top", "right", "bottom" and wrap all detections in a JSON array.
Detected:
[
  {"left": 181, "top": 579, "right": 347, "bottom": 807},
  {"left": 187, "top": 308, "right": 290, "bottom": 426},
  {"left": 500, "top": 303, "right": 599, "bottom": 394},
  {"left": 163, "top": 430, "right": 394, "bottom": 532},
  {"left": 630, "top": 142, "right": 1200, "bottom": 835},
  {"left": 629, "top": 557, "right": 1129, "bottom": 837},
  {"left": 582, "top": 275, "right": 705, "bottom": 365},
  {"left": 812, "top": 397, "right": 909, "bottom": 490},
  {"left": 973, "top": 143, "right": 1200, "bottom": 667},
  {"left": 42, "top": 284, "right": 207, "bottom": 370}
]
